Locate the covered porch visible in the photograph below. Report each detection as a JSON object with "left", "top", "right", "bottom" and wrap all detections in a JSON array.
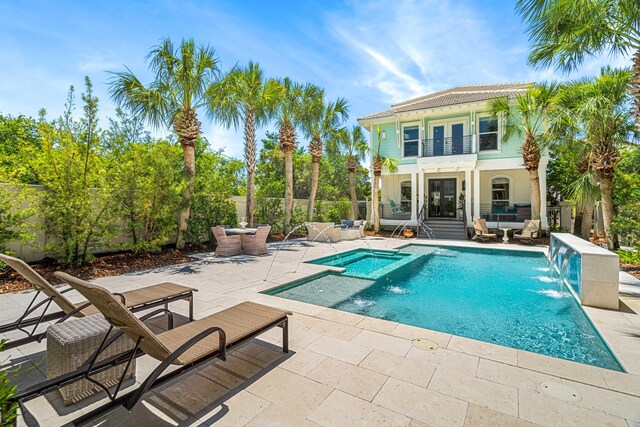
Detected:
[{"left": 377, "top": 159, "right": 548, "bottom": 232}]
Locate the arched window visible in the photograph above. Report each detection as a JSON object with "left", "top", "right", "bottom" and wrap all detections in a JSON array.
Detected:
[{"left": 492, "top": 177, "right": 510, "bottom": 207}]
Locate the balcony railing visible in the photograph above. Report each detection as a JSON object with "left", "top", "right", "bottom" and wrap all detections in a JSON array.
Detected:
[{"left": 421, "top": 135, "right": 475, "bottom": 157}]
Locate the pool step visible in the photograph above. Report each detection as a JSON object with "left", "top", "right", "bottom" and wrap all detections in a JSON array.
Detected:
[{"left": 422, "top": 219, "right": 467, "bottom": 240}]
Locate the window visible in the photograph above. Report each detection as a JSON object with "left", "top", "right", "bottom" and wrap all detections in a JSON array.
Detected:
[
  {"left": 400, "top": 181, "right": 412, "bottom": 210},
  {"left": 492, "top": 177, "right": 509, "bottom": 206},
  {"left": 403, "top": 125, "right": 419, "bottom": 157},
  {"left": 479, "top": 117, "right": 498, "bottom": 151}
]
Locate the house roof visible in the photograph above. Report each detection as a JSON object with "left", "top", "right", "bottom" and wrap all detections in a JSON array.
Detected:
[{"left": 357, "top": 83, "right": 533, "bottom": 121}]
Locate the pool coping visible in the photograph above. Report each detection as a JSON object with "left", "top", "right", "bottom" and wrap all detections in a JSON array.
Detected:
[{"left": 264, "top": 239, "right": 637, "bottom": 375}]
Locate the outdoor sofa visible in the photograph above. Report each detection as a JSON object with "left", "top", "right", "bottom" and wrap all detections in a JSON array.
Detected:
[
  {"left": 339, "top": 219, "right": 366, "bottom": 240},
  {"left": 306, "top": 222, "right": 342, "bottom": 242}
]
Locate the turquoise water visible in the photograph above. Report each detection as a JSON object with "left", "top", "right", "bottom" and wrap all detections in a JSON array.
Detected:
[
  {"left": 307, "top": 249, "right": 422, "bottom": 279},
  {"left": 266, "top": 245, "right": 623, "bottom": 371}
]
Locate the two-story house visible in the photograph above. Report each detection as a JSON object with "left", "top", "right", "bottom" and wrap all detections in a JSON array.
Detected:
[{"left": 357, "top": 83, "right": 548, "bottom": 239}]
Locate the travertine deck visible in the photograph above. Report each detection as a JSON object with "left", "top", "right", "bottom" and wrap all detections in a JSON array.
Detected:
[{"left": 2, "top": 238, "right": 639, "bottom": 426}]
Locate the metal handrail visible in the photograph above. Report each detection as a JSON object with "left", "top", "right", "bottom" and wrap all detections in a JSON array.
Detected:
[{"left": 421, "top": 135, "right": 474, "bottom": 157}]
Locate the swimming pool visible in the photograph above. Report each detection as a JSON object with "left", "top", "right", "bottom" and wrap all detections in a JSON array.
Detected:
[{"left": 265, "top": 245, "right": 623, "bottom": 371}]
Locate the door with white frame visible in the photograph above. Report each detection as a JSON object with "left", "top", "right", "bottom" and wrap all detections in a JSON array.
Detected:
[{"left": 428, "top": 120, "right": 468, "bottom": 156}]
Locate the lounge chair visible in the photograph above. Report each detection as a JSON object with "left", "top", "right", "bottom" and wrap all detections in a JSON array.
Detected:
[
  {"left": 473, "top": 218, "right": 497, "bottom": 242},
  {"left": 243, "top": 225, "right": 271, "bottom": 255},
  {"left": 35, "top": 272, "right": 290, "bottom": 426},
  {"left": 514, "top": 219, "right": 541, "bottom": 244},
  {"left": 0, "top": 253, "right": 196, "bottom": 350},
  {"left": 211, "top": 226, "right": 242, "bottom": 256}
]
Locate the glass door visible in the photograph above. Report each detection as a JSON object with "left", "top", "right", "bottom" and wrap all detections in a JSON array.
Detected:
[
  {"left": 433, "top": 125, "right": 444, "bottom": 156},
  {"left": 429, "top": 179, "right": 457, "bottom": 217}
]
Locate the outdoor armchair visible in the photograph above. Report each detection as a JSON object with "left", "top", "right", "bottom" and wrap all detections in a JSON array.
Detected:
[
  {"left": 0, "top": 253, "right": 196, "bottom": 350},
  {"left": 473, "top": 218, "right": 498, "bottom": 242},
  {"left": 243, "top": 225, "right": 271, "bottom": 256},
  {"left": 514, "top": 219, "right": 541, "bottom": 243},
  {"left": 211, "top": 226, "right": 242, "bottom": 256}
]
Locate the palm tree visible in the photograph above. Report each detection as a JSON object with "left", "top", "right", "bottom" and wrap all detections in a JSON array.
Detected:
[
  {"left": 302, "top": 91, "right": 349, "bottom": 220},
  {"left": 516, "top": 0, "right": 640, "bottom": 125},
  {"left": 372, "top": 126, "right": 399, "bottom": 233},
  {"left": 554, "top": 68, "right": 636, "bottom": 249},
  {"left": 108, "top": 38, "right": 220, "bottom": 248},
  {"left": 275, "top": 78, "right": 320, "bottom": 232},
  {"left": 337, "top": 125, "right": 368, "bottom": 220},
  {"left": 207, "top": 62, "right": 282, "bottom": 226},
  {"left": 489, "top": 83, "right": 557, "bottom": 221}
]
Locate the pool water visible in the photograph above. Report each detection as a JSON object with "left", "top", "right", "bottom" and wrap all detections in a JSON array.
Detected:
[
  {"left": 306, "top": 249, "right": 422, "bottom": 279},
  {"left": 266, "top": 245, "right": 623, "bottom": 371}
]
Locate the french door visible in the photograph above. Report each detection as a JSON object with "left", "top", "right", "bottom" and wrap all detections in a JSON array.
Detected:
[{"left": 428, "top": 179, "right": 456, "bottom": 218}]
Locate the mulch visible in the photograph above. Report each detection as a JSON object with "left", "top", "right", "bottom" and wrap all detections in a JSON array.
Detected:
[
  {"left": 0, "top": 246, "right": 203, "bottom": 295},
  {"left": 621, "top": 264, "right": 640, "bottom": 280}
]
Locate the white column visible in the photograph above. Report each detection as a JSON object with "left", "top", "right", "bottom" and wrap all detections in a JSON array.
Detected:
[
  {"left": 539, "top": 159, "right": 548, "bottom": 229},
  {"left": 473, "top": 169, "right": 481, "bottom": 220},
  {"left": 411, "top": 172, "right": 417, "bottom": 221},
  {"left": 370, "top": 126, "right": 376, "bottom": 224},
  {"left": 418, "top": 171, "right": 425, "bottom": 217},
  {"left": 465, "top": 169, "right": 472, "bottom": 225}
]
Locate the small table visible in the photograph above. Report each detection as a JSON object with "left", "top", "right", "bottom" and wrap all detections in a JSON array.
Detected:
[
  {"left": 501, "top": 228, "right": 511, "bottom": 243},
  {"left": 225, "top": 228, "right": 257, "bottom": 250}
]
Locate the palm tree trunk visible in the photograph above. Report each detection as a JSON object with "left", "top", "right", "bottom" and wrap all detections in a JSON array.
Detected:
[
  {"left": 581, "top": 203, "right": 594, "bottom": 240},
  {"left": 176, "top": 142, "right": 195, "bottom": 249},
  {"left": 283, "top": 148, "right": 294, "bottom": 233},
  {"left": 244, "top": 108, "right": 256, "bottom": 227},
  {"left": 632, "top": 48, "right": 640, "bottom": 129},
  {"left": 373, "top": 172, "right": 380, "bottom": 232},
  {"left": 348, "top": 168, "right": 358, "bottom": 220},
  {"left": 528, "top": 169, "right": 541, "bottom": 221},
  {"left": 599, "top": 174, "right": 616, "bottom": 250},
  {"left": 307, "top": 157, "right": 320, "bottom": 220}
]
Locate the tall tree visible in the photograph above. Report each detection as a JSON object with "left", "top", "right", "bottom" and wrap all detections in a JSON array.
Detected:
[
  {"left": 207, "top": 62, "right": 282, "bottom": 226},
  {"left": 516, "top": 0, "right": 640, "bottom": 125},
  {"left": 337, "top": 125, "right": 368, "bottom": 219},
  {"left": 108, "top": 37, "right": 220, "bottom": 248},
  {"left": 274, "top": 78, "right": 319, "bottom": 232},
  {"left": 553, "top": 68, "right": 637, "bottom": 249},
  {"left": 371, "top": 126, "right": 398, "bottom": 232},
  {"left": 489, "top": 83, "right": 557, "bottom": 221},
  {"left": 302, "top": 90, "right": 349, "bottom": 220}
]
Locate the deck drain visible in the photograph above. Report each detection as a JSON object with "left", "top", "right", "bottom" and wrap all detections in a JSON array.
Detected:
[
  {"left": 539, "top": 382, "right": 581, "bottom": 401},
  {"left": 412, "top": 339, "right": 439, "bottom": 351}
]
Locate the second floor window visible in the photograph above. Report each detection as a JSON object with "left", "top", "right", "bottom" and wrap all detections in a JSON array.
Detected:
[
  {"left": 479, "top": 117, "right": 498, "bottom": 151},
  {"left": 403, "top": 125, "right": 419, "bottom": 157}
]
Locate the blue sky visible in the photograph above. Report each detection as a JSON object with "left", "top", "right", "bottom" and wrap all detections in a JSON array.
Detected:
[{"left": 0, "top": 0, "right": 629, "bottom": 158}]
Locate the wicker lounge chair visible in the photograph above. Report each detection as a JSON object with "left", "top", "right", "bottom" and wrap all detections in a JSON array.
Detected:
[
  {"left": 514, "top": 219, "right": 540, "bottom": 243},
  {"left": 0, "top": 253, "right": 196, "bottom": 350},
  {"left": 473, "top": 218, "right": 498, "bottom": 242},
  {"left": 243, "top": 225, "right": 271, "bottom": 256},
  {"left": 22, "top": 272, "right": 290, "bottom": 426},
  {"left": 211, "top": 226, "right": 242, "bottom": 256}
]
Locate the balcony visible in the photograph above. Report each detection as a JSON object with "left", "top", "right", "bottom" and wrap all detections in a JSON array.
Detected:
[{"left": 421, "top": 135, "right": 475, "bottom": 157}]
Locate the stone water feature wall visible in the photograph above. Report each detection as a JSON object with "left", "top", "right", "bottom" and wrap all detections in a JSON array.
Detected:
[{"left": 549, "top": 233, "right": 619, "bottom": 309}]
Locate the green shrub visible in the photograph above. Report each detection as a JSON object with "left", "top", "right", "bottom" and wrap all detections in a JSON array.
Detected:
[
  {"left": 255, "top": 197, "right": 284, "bottom": 234},
  {"left": 184, "top": 194, "right": 238, "bottom": 247},
  {"left": 617, "top": 249, "right": 640, "bottom": 265},
  {"left": 0, "top": 186, "right": 34, "bottom": 267}
]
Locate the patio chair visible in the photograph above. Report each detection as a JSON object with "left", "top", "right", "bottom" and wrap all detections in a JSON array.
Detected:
[
  {"left": 0, "top": 253, "right": 196, "bottom": 350},
  {"left": 389, "top": 199, "right": 405, "bottom": 214},
  {"left": 34, "top": 272, "right": 290, "bottom": 426},
  {"left": 243, "top": 225, "right": 271, "bottom": 256},
  {"left": 473, "top": 218, "right": 497, "bottom": 242},
  {"left": 211, "top": 226, "right": 242, "bottom": 256},
  {"left": 514, "top": 219, "right": 540, "bottom": 244}
]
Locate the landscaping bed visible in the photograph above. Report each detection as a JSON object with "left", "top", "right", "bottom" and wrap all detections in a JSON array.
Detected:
[{"left": 0, "top": 246, "right": 201, "bottom": 295}]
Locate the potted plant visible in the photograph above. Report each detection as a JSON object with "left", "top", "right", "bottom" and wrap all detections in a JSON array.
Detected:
[{"left": 403, "top": 226, "right": 414, "bottom": 238}]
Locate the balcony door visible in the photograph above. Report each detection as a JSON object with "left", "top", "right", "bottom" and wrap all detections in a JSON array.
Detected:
[
  {"left": 428, "top": 179, "right": 456, "bottom": 218},
  {"left": 429, "top": 120, "right": 467, "bottom": 156}
]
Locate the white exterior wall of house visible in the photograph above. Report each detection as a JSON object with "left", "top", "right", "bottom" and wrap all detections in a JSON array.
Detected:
[{"left": 359, "top": 84, "right": 548, "bottom": 232}]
